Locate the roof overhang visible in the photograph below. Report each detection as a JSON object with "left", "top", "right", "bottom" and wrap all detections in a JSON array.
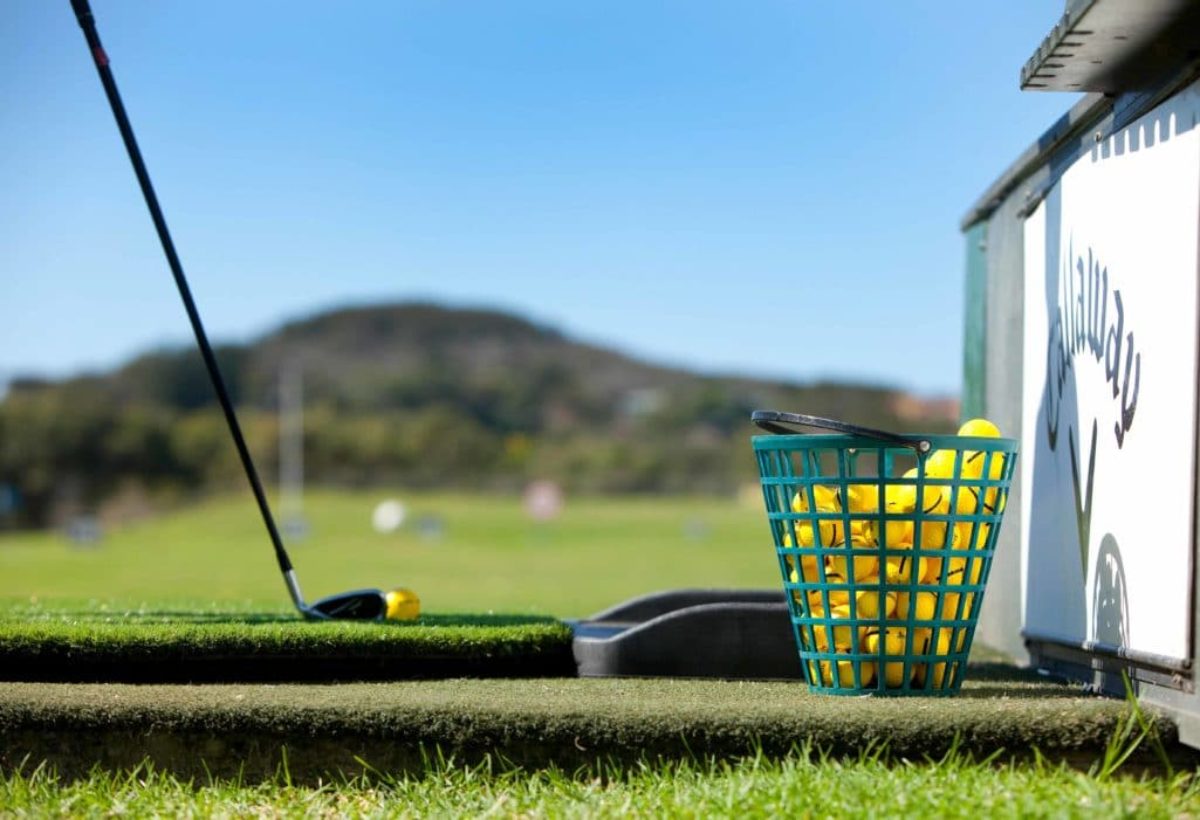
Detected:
[{"left": 1021, "top": 0, "right": 1200, "bottom": 93}]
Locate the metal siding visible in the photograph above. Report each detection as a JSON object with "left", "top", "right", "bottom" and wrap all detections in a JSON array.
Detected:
[
  {"left": 962, "top": 223, "right": 988, "bottom": 420},
  {"left": 972, "top": 181, "right": 1046, "bottom": 666}
]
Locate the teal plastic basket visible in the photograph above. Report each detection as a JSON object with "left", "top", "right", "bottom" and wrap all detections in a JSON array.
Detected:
[{"left": 751, "top": 412, "right": 1018, "bottom": 696}]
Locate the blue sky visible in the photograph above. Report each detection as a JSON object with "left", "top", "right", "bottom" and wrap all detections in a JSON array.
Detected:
[{"left": 3, "top": 2, "right": 1077, "bottom": 396}]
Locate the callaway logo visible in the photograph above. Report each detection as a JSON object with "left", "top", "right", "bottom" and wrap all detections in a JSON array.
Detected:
[
  {"left": 1068, "top": 420, "right": 1097, "bottom": 578},
  {"left": 1044, "top": 240, "right": 1141, "bottom": 578}
]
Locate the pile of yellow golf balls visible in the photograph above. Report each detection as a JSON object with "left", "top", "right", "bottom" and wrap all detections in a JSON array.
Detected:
[{"left": 782, "top": 418, "right": 1008, "bottom": 690}]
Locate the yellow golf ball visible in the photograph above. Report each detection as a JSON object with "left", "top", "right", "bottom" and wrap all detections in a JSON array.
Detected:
[
  {"left": 791, "top": 485, "right": 839, "bottom": 513},
  {"left": 821, "top": 573, "right": 851, "bottom": 608},
  {"left": 911, "top": 627, "right": 955, "bottom": 689},
  {"left": 910, "top": 627, "right": 933, "bottom": 687},
  {"left": 928, "top": 629, "right": 956, "bottom": 688},
  {"left": 829, "top": 552, "right": 879, "bottom": 582},
  {"left": 915, "top": 482, "right": 949, "bottom": 516},
  {"left": 810, "top": 617, "right": 854, "bottom": 652},
  {"left": 385, "top": 587, "right": 421, "bottom": 621},
  {"left": 816, "top": 657, "right": 863, "bottom": 688},
  {"left": 958, "top": 418, "right": 1001, "bottom": 438},
  {"left": 902, "top": 482, "right": 951, "bottom": 548},
  {"left": 884, "top": 553, "right": 928, "bottom": 585},
  {"left": 871, "top": 513, "right": 913, "bottom": 548},
  {"left": 938, "top": 591, "right": 977, "bottom": 621},
  {"left": 945, "top": 559, "right": 967, "bottom": 583},
  {"left": 840, "top": 483, "right": 880, "bottom": 513},
  {"left": 885, "top": 468, "right": 920, "bottom": 511},
  {"left": 863, "top": 627, "right": 909, "bottom": 688},
  {"left": 785, "top": 550, "right": 820, "bottom": 584},
  {"left": 951, "top": 485, "right": 979, "bottom": 516},
  {"left": 924, "top": 448, "right": 960, "bottom": 479},
  {"left": 796, "top": 520, "right": 845, "bottom": 548},
  {"left": 945, "top": 555, "right": 985, "bottom": 585},
  {"left": 957, "top": 418, "right": 1002, "bottom": 480},
  {"left": 894, "top": 590, "right": 938, "bottom": 622},
  {"left": 979, "top": 453, "right": 1008, "bottom": 517},
  {"left": 854, "top": 589, "right": 897, "bottom": 619},
  {"left": 922, "top": 556, "right": 943, "bottom": 584}
]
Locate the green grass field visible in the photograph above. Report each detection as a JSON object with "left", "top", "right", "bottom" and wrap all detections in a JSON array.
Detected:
[
  {"left": 2, "top": 490, "right": 1198, "bottom": 815},
  {"left": 4, "top": 749, "right": 1199, "bottom": 819},
  {"left": 0, "top": 491, "right": 774, "bottom": 617}
]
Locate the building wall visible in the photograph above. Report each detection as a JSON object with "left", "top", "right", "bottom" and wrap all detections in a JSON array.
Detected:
[
  {"left": 967, "top": 69, "right": 1200, "bottom": 749},
  {"left": 969, "top": 168, "right": 1049, "bottom": 665},
  {"left": 964, "top": 92, "right": 1118, "bottom": 666}
]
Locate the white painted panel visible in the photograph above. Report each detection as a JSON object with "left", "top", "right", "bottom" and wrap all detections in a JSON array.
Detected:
[{"left": 1021, "top": 81, "right": 1200, "bottom": 661}]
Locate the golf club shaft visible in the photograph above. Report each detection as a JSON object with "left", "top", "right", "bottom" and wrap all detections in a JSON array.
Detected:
[{"left": 69, "top": 0, "right": 298, "bottom": 587}]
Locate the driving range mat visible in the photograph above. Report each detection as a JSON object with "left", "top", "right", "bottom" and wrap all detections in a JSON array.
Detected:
[
  {"left": 2, "top": 669, "right": 1195, "bottom": 782},
  {"left": 0, "top": 601, "right": 574, "bottom": 683}
]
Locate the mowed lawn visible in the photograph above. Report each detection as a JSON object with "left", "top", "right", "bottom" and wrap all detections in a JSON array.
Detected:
[
  {"left": 0, "top": 491, "right": 776, "bottom": 618},
  {"left": 5, "top": 750, "right": 1200, "bottom": 818},
  {"left": 3, "top": 492, "right": 1200, "bottom": 815}
]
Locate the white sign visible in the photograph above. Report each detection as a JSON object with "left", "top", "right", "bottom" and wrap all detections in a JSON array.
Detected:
[{"left": 1021, "top": 80, "right": 1200, "bottom": 662}]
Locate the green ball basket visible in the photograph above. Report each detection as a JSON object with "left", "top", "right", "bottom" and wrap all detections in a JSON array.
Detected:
[{"left": 751, "top": 411, "right": 1018, "bottom": 696}]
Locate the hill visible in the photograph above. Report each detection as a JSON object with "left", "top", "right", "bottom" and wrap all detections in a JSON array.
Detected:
[{"left": 0, "top": 302, "right": 957, "bottom": 528}]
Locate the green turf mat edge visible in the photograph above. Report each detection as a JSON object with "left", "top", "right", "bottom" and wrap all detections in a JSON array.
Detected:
[
  {"left": 0, "top": 607, "right": 576, "bottom": 682},
  {"left": 1, "top": 676, "right": 1195, "bottom": 782}
]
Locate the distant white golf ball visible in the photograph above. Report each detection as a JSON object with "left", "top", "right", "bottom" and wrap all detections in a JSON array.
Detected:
[
  {"left": 523, "top": 480, "right": 563, "bottom": 522},
  {"left": 372, "top": 499, "right": 407, "bottom": 534}
]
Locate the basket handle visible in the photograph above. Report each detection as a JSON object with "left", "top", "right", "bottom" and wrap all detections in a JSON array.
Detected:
[{"left": 751, "top": 410, "right": 932, "bottom": 455}]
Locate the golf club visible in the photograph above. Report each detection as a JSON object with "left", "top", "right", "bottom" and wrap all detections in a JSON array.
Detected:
[{"left": 69, "top": 0, "right": 406, "bottom": 621}]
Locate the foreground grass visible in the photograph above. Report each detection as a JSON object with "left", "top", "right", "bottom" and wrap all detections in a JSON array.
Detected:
[
  {"left": 3, "top": 749, "right": 1199, "bottom": 819},
  {"left": 0, "top": 491, "right": 773, "bottom": 618}
]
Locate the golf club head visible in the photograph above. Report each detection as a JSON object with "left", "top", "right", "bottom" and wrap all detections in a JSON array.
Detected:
[{"left": 304, "top": 588, "right": 387, "bottom": 621}]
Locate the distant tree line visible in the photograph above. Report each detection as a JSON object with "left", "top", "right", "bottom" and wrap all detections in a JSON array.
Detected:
[{"left": 0, "top": 304, "right": 956, "bottom": 529}]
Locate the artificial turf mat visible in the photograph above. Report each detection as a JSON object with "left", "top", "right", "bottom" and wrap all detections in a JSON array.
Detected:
[
  {"left": 4, "top": 602, "right": 1195, "bottom": 781},
  {"left": 2, "top": 670, "right": 1196, "bottom": 782},
  {"left": 0, "top": 602, "right": 574, "bottom": 682}
]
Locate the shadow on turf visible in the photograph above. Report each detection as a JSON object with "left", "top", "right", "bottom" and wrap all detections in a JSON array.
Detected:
[
  {"left": 956, "top": 685, "right": 1095, "bottom": 700},
  {"left": 953, "top": 663, "right": 1094, "bottom": 699}
]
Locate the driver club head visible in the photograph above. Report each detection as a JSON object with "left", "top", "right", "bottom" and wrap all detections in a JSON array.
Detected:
[
  {"left": 303, "top": 589, "right": 388, "bottom": 621},
  {"left": 284, "top": 572, "right": 420, "bottom": 622}
]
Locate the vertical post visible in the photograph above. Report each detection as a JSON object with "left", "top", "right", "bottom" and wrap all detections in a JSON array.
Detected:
[{"left": 280, "top": 360, "right": 308, "bottom": 540}]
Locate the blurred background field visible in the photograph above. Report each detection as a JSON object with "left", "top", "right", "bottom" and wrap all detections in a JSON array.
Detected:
[
  {"left": 0, "top": 490, "right": 775, "bottom": 618},
  {"left": 0, "top": 304, "right": 957, "bottom": 620}
]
